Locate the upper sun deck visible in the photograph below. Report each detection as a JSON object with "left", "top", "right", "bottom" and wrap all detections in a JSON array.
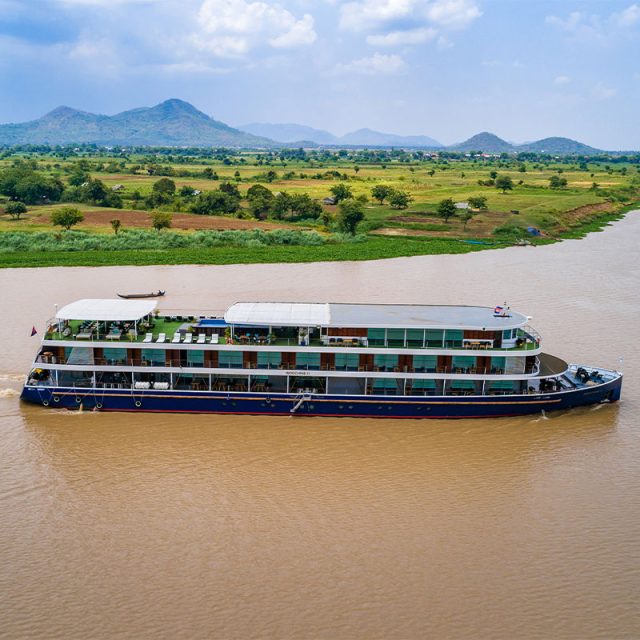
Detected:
[{"left": 224, "top": 302, "right": 529, "bottom": 331}]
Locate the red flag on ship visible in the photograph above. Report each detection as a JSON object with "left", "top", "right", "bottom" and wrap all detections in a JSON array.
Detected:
[{"left": 30, "top": 326, "right": 37, "bottom": 336}]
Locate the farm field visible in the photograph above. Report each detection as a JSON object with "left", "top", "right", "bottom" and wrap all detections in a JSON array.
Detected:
[{"left": 0, "top": 148, "right": 638, "bottom": 267}]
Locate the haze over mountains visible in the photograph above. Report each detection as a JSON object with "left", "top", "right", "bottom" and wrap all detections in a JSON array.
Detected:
[{"left": 0, "top": 98, "right": 608, "bottom": 153}]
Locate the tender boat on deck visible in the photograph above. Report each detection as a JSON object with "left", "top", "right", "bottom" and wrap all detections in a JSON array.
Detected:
[{"left": 21, "top": 299, "right": 623, "bottom": 418}]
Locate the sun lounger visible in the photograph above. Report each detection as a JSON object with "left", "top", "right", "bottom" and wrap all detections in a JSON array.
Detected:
[
  {"left": 172, "top": 332, "right": 181, "bottom": 343},
  {"left": 197, "top": 334, "right": 206, "bottom": 344},
  {"left": 184, "top": 333, "right": 193, "bottom": 344},
  {"left": 156, "top": 333, "right": 166, "bottom": 343},
  {"left": 143, "top": 333, "right": 153, "bottom": 343},
  {"left": 210, "top": 334, "right": 219, "bottom": 344}
]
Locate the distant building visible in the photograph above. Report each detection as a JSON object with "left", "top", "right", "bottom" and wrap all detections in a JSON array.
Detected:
[
  {"left": 455, "top": 201, "right": 469, "bottom": 210},
  {"left": 323, "top": 196, "right": 337, "bottom": 205},
  {"left": 111, "top": 184, "right": 124, "bottom": 191}
]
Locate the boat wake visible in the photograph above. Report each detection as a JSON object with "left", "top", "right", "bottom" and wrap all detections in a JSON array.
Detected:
[{"left": 0, "top": 388, "right": 20, "bottom": 398}]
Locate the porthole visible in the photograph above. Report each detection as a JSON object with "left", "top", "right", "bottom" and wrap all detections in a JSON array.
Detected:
[
  {"left": 135, "top": 400, "right": 142, "bottom": 407},
  {"left": 75, "top": 396, "right": 81, "bottom": 403},
  {"left": 309, "top": 404, "right": 314, "bottom": 410},
  {"left": 339, "top": 404, "right": 344, "bottom": 409},
  {"left": 42, "top": 400, "right": 49, "bottom": 406},
  {"left": 348, "top": 405, "right": 353, "bottom": 409},
  {"left": 95, "top": 402, "right": 103, "bottom": 409},
  {"left": 53, "top": 396, "right": 60, "bottom": 403}
]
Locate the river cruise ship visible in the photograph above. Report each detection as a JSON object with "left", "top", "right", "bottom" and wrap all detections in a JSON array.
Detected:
[{"left": 21, "top": 299, "right": 622, "bottom": 418}]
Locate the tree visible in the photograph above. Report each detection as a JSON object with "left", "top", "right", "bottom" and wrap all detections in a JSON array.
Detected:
[
  {"left": 68, "top": 169, "right": 90, "bottom": 186},
  {"left": 110, "top": 219, "right": 122, "bottom": 235},
  {"left": 549, "top": 175, "right": 568, "bottom": 189},
  {"left": 247, "top": 184, "right": 275, "bottom": 219},
  {"left": 489, "top": 170, "right": 498, "bottom": 179},
  {"left": 467, "top": 196, "right": 488, "bottom": 210},
  {"left": 219, "top": 182, "right": 241, "bottom": 198},
  {"left": 191, "top": 190, "right": 240, "bottom": 216},
  {"left": 5, "top": 201, "right": 27, "bottom": 219},
  {"left": 152, "top": 177, "right": 176, "bottom": 195},
  {"left": 460, "top": 210, "right": 475, "bottom": 230},
  {"left": 151, "top": 210, "right": 172, "bottom": 231},
  {"left": 495, "top": 175, "right": 514, "bottom": 194},
  {"left": 437, "top": 198, "right": 457, "bottom": 224},
  {"left": 179, "top": 185, "right": 197, "bottom": 198},
  {"left": 371, "top": 184, "right": 393, "bottom": 204},
  {"left": 0, "top": 165, "right": 64, "bottom": 204},
  {"left": 388, "top": 189, "right": 413, "bottom": 209},
  {"left": 329, "top": 183, "right": 353, "bottom": 203},
  {"left": 51, "top": 206, "right": 84, "bottom": 231},
  {"left": 337, "top": 198, "right": 365, "bottom": 235}
]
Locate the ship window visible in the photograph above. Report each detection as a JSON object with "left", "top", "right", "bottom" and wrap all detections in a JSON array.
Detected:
[
  {"left": 503, "top": 329, "right": 516, "bottom": 339},
  {"left": 411, "top": 379, "right": 436, "bottom": 389},
  {"left": 425, "top": 329, "right": 444, "bottom": 347},
  {"left": 257, "top": 352, "right": 281, "bottom": 367},
  {"left": 490, "top": 356, "right": 506, "bottom": 373},
  {"left": 445, "top": 329, "right": 463, "bottom": 347},
  {"left": 296, "top": 352, "right": 321, "bottom": 369},
  {"left": 387, "top": 328, "right": 405, "bottom": 346},
  {"left": 67, "top": 347, "right": 93, "bottom": 365},
  {"left": 374, "top": 354, "right": 398, "bottom": 370},
  {"left": 218, "top": 351, "right": 243, "bottom": 367},
  {"left": 371, "top": 378, "right": 398, "bottom": 394},
  {"left": 142, "top": 349, "right": 165, "bottom": 366},
  {"left": 187, "top": 350, "right": 205, "bottom": 366},
  {"left": 452, "top": 355, "right": 476, "bottom": 371},
  {"left": 450, "top": 379, "right": 475, "bottom": 390},
  {"left": 367, "top": 328, "right": 385, "bottom": 345},
  {"left": 406, "top": 329, "right": 424, "bottom": 346},
  {"left": 103, "top": 347, "right": 127, "bottom": 364},
  {"left": 335, "top": 353, "right": 359, "bottom": 370},
  {"left": 412, "top": 355, "right": 437, "bottom": 371}
]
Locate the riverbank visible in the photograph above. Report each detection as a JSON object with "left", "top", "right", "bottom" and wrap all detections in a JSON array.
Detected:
[{"left": 0, "top": 205, "right": 635, "bottom": 268}]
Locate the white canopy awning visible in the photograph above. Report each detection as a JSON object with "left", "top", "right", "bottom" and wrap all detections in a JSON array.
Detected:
[
  {"left": 225, "top": 302, "right": 330, "bottom": 327},
  {"left": 56, "top": 299, "right": 157, "bottom": 322}
]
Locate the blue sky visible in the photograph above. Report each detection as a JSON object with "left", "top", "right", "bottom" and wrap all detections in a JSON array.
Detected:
[{"left": 0, "top": 0, "right": 639, "bottom": 148}]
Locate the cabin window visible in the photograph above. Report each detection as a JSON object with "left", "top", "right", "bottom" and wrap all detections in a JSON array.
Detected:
[
  {"left": 412, "top": 354, "right": 437, "bottom": 372},
  {"left": 386, "top": 328, "right": 405, "bottom": 346},
  {"left": 187, "top": 350, "right": 205, "bottom": 366},
  {"left": 374, "top": 353, "right": 399, "bottom": 371},
  {"left": 410, "top": 379, "right": 436, "bottom": 392},
  {"left": 371, "top": 378, "right": 399, "bottom": 395},
  {"left": 66, "top": 347, "right": 93, "bottom": 365},
  {"left": 490, "top": 356, "right": 506, "bottom": 373},
  {"left": 218, "top": 351, "right": 243, "bottom": 367},
  {"left": 103, "top": 347, "right": 127, "bottom": 364},
  {"left": 295, "top": 352, "right": 321, "bottom": 369},
  {"left": 406, "top": 329, "right": 424, "bottom": 347},
  {"left": 452, "top": 355, "right": 476, "bottom": 372},
  {"left": 503, "top": 329, "right": 517, "bottom": 340},
  {"left": 142, "top": 349, "right": 165, "bottom": 366},
  {"left": 445, "top": 329, "right": 463, "bottom": 347},
  {"left": 449, "top": 379, "right": 476, "bottom": 392},
  {"left": 367, "top": 328, "right": 385, "bottom": 346},
  {"left": 425, "top": 329, "right": 444, "bottom": 347},
  {"left": 257, "top": 352, "right": 282, "bottom": 367},
  {"left": 335, "top": 353, "right": 359, "bottom": 370}
]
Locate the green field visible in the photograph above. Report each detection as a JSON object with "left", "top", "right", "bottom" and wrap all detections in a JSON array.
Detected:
[{"left": 0, "top": 147, "right": 638, "bottom": 267}]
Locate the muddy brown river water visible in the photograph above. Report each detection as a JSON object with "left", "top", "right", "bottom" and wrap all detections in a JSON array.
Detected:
[{"left": 1, "top": 215, "right": 639, "bottom": 639}]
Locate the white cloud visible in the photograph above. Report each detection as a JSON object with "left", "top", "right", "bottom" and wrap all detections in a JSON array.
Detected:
[
  {"left": 426, "top": 0, "right": 481, "bottom": 29},
  {"left": 334, "top": 52, "right": 406, "bottom": 75},
  {"left": 193, "top": 0, "right": 316, "bottom": 57},
  {"left": 611, "top": 3, "right": 640, "bottom": 27},
  {"left": 592, "top": 83, "right": 617, "bottom": 100},
  {"left": 554, "top": 75, "right": 571, "bottom": 85},
  {"left": 366, "top": 26, "right": 436, "bottom": 46},
  {"left": 339, "top": 0, "right": 415, "bottom": 32},
  {"left": 546, "top": 4, "right": 640, "bottom": 43}
]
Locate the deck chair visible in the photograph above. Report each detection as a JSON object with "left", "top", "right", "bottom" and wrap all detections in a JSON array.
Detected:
[
  {"left": 197, "top": 333, "right": 206, "bottom": 344},
  {"left": 172, "top": 332, "right": 181, "bottom": 343},
  {"left": 143, "top": 333, "right": 153, "bottom": 343},
  {"left": 210, "top": 334, "right": 219, "bottom": 344},
  {"left": 184, "top": 333, "right": 193, "bottom": 344},
  {"left": 156, "top": 333, "right": 166, "bottom": 343}
]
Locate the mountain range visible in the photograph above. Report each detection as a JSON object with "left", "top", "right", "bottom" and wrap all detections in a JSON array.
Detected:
[
  {"left": 0, "top": 99, "right": 273, "bottom": 148},
  {"left": 237, "top": 122, "right": 443, "bottom": 148},
  {"left": 0, "top": 99, "right": 606, "bottom": 153}
]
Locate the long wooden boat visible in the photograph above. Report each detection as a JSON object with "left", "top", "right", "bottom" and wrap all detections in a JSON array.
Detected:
[
  {"left": 21, "top": 299, "right": 623, "bottom": 419},
  {"left": 117, "top": 291, "right": 165, "bottom": 299}
]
